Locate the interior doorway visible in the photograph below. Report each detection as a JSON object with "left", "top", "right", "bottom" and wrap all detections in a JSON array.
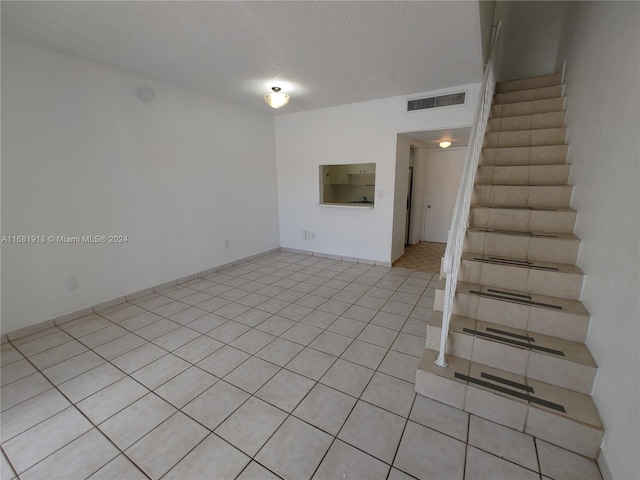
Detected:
[
  {"left": 423, "top": 148, "right": 466, "bottom": 243},
  {"left": 405, "top": 147, "right": 415, "bottom": 246},
  {"left": 393, "top": 127, "right": 470, "bottom": 263}
]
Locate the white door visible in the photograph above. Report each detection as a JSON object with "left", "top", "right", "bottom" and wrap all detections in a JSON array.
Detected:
[{"left": 423, "top": 149, "right": 466, "bottom": 243}]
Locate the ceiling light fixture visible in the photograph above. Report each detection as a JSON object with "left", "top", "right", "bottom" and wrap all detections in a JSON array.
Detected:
[
  {"left": 439, "top": 140, "right": 452, "bottom": 149},
  {"left": 264, "top": 86, "right": 290, "bottom": 109}
]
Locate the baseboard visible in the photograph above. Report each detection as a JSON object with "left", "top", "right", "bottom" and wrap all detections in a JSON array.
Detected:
[
  {"left": 392, "top": 252, "right": 405, "bottom": 265},
  {"left": 2, "top": 247, "right": 282, "bottom": 342},
  {"left": 280, "top": 247, "right": 390, "bottom": 267},
  {"left": 2, "top": 246, "right": 395, "bottom": 342}
]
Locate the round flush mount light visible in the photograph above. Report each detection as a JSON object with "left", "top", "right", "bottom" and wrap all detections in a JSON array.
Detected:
[
  {"left": 263, "top": 87, "right": 290, "bottom": 109},
  {"left": 439, "top": 140, "right": 452, "bottom": 149},
  {"left": 138, "top": 87, "right": 154, "bottom": 101}
]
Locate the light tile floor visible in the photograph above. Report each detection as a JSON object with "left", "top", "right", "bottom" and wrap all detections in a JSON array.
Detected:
[
  {"left": 0, "top": 251, "right": 602, "bottom": 479},
  {"left": 393, "top": 242, "right": 446, "bottom": 273}
]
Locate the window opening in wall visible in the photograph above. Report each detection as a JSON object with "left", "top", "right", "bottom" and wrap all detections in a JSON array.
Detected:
[{"left": 319, "top": 163, "right": 376, "bottom": 206}]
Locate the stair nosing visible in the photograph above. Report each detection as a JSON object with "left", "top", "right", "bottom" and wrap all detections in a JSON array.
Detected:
[
  {"left": 429, "top": 311, "right": 596, "bottom": 367},
  {"left": 494, "top": 95, "right": 565, "bottom": 106},
  {"left": 453, "top": 280, "right": 589, "bottom": 315},
  {"left": 495, "top": 76, "right": 563, "bottom": 94},
  {"left": 474, "top": 183, "right": 572, "bottom": 187},
  {"left": 471, "top": 205, "right": 577, "bottom": 213},
  {"left": 417, "top": 347, "right": 603, "bottom": 430},
  {"left": 485, "top": 126, "right": 567, "bottom": 135},
  {"left": 465, "top": 226, "right": 580, "bottom": 242},
  {"left": 460, "top": 253, "right": 584, "bottom": 275}
]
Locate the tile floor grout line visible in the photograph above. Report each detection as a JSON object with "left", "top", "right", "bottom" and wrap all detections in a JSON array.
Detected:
[
  {"left": 0, "top": 444, "right": 20, "bottom": 480},
  {"left": 1, "top": 268, "right": 429, "bottom": 415},
  {"left": 7, "top": 250, "right": 569, "bottom": 480},
  {"left": 10, "top": 321, "right": 231, "bottom": 478},
  {"left": 386, "top": 394, "right": 420, "bottom": 480},
  {"left": 159, "top": 260, "right": 427, "bottom": 476},
  {"left": 171, "top": 287, "right": 369, "bottom": 477},
  {"left": 3, "top": 339, "right": 153, "bottom": 480},
  {"left": 275, "top": 303, "right": 381, "bottom": 479},
  {"left": 310, "top": 311, "right": 412, "bottom": 476},
  {"left": 62, "top": 316, "right": 290, "bottom": 480},
  {"left": 461, "top": 396, "right": 472, "bottom": 480},
  {"left": 140, "top": 410, "right": 218, "bottom": 480},
  {"left": 15, "top": 335, "right": 193, "bottom": 469}
]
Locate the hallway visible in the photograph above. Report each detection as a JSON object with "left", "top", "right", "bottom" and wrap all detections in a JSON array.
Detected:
[{"left": 393, "top": 242, "right": 446, "bottom": 273}]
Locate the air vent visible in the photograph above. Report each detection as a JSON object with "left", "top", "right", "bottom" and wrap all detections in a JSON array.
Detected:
[{"left": 407, "top": 92, "right": 466, "bottom": 111}]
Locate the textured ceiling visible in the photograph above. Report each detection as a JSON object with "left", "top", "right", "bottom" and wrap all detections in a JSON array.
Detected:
[{"left": 1, "top": 1, "right": 484, "bottom": 114}]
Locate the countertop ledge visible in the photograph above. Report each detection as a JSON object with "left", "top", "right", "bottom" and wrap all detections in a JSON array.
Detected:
[{"left": 319, "top": 203, "right": 375, "bottom": 209}]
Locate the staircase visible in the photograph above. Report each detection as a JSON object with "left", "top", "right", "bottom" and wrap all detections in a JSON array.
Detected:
[{"left": 415, "top": 73, "right": 604, "bottom": 459}]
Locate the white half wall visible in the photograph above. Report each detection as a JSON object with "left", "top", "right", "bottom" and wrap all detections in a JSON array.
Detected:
[
  {"left": 556, "top": 2, "right": 640, "bottom": 479},
  {"left": 1, "top": 38, "right": 280, "bottom": 334},
  {"left": 274, "top": 83, "right": 481, "bottom": 264}
]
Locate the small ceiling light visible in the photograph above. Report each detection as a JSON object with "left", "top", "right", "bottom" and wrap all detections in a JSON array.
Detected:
[
  {"left": 264, "top": 86, "right": 290, "bottom": 109},
  {"left": 439, "top": 140, "right": 452, "bottom": 149}
]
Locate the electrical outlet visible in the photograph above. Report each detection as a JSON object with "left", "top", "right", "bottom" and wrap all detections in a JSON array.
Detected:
[
  {"left": 311, "top": 232, "right": 316, "bottom": 239},
  {"left": 224, "top": 240, "right": 230, "bottom": 249}
]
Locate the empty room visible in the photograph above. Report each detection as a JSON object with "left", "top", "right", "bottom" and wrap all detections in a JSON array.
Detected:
[{"left": 1, "top": 2, "right": 638, "bottom": 480}]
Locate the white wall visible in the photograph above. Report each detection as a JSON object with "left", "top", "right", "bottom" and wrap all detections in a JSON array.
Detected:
[
  {"left": 409, "top": 146, "right": 429, "bottom": 245},
  {"left": 555, "top": 2, "right": 640, "bottom": 479},
  {"left": 495, "top": 1, "right": 570, "bottom": 82},
  {"left": 1, "top": 38, "right": 280, "bottom": 334},
  {"left": 478, "top": 0, "right": 497, "bottom": 63},
  {"left": 274, "top": 83, "right": 481, "bottom": 264},
  {"left": 393, "top": 136, "right": 412, "bottom": 261}
]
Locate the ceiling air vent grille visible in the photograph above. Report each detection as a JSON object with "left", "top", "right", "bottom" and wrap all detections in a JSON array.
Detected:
[{"left": 407, "top": 92, "right": 466, "bottom": 111}]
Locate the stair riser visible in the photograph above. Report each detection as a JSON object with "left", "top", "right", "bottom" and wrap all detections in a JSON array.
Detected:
[
  {"left": 481, "top": 145, "right": 568, "bottom": 166},
  {"left": 487, "top": 111, "right": 566, "bottom": 133},
  {"left": 496, "top": 73, "right": 562, "bottom": 94},
  {"left": 491, "top": 98, "right": 565, "bottom": 118},
  {"left": 434, "top": 290, "right": 589, "bottom": 342},
  {"left": 494, "top": 85, "right": 563, "bottom": 105},
  {"left": 470, "top": 207, "right": 576, "bottom": 234},
  {"left": 415, "top": 348, "right": 602, "bottom": 459},
  {"left": 426, "top": 324, "right": 595, "bottom": 394},
  {"left": 526, "top": 406, "right": 604, "bottom": 459},
  {"left": 476, "top": 165, "right": 570, "bottom": 186},
  {"left": 473, "top": 185, "right": 572, "bottom": 209},
  {"left": 465, "top": 231, "right": 579, "bottom": 266},
  {"left": 484, "top": 128, "right": 566, "bottom": 149},
  {"left": 459, "top": 259, "right": 583, "bottom": 300}
]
